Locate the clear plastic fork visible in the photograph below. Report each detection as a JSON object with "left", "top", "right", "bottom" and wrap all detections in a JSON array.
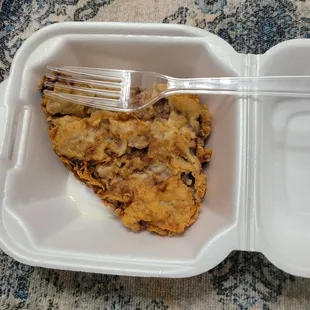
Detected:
[{"left": 43, "top": 66, "right": 310, "bottom": 112}]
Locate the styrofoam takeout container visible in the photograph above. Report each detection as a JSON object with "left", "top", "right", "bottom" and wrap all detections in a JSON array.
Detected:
[{"left": 1, "top": 22, "right": 310, "bottom": 278}]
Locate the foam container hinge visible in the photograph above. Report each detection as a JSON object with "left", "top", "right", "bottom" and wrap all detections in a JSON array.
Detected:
[{"left": 0, "top": 22, "right": 310, "bottom": 278}]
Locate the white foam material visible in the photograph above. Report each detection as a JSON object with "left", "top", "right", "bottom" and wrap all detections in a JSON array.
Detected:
[{"left": 0, "top": 23, "right": 309, "bottom": 277}]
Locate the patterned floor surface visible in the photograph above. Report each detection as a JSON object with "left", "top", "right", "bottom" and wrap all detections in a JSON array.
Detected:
[{"left": 1, "top": 0, "right": 310, "bottom": 309}]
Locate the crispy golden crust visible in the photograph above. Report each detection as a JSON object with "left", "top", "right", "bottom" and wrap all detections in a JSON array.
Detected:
[{"left": 40, "top": 77, "right": 212, "bottom": 235}]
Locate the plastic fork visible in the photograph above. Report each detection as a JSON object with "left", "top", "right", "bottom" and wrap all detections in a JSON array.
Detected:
[{"left": 43, "top": 66, "right": 310, "bottom": 112}]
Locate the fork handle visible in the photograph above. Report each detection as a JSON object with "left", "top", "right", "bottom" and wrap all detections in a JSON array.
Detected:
[{"left": 167, "top": 76, "right": 310, "bottom": 98}]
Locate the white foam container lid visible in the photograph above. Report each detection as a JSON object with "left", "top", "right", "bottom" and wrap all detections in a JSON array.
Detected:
[{"left": 1, "top": 22, "right": 310, "bottom": 278}]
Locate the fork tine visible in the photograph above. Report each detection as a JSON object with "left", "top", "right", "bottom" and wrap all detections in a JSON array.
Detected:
[
  {"left": 47, "top": 66, "right": 124, "bottom": 82},
  {"left": 44, "top": 90, "right": 123, "bottom": 107},
  {"left": 44, "top": 65, "right": 133, "bottom": 112},
  {"left": 63, "top": 66, "right": 126, "bottom": 74},
  {"left": 63, "top": 66, "right": 125, "bottom": 78},
  {"left": 44, "top": 90, "right": 122, "bottom": 103},
  {"left": 46, "top": 93, "right": 124, "bottom": 112},
  {"left": 45, "top": 73, "right": 122, "bottom": 89},
  {"left": 44, "top": 81, "right": 121, "bottom": 99}
]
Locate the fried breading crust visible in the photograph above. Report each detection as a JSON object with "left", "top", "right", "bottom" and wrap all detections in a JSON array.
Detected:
[{"left": 40, "top": 78, "right": 212, "bottom": 235}]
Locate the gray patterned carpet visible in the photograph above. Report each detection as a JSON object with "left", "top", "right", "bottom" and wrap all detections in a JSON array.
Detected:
[{"left": 1, "top": 0, "right": 310, "bottom": 309}]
